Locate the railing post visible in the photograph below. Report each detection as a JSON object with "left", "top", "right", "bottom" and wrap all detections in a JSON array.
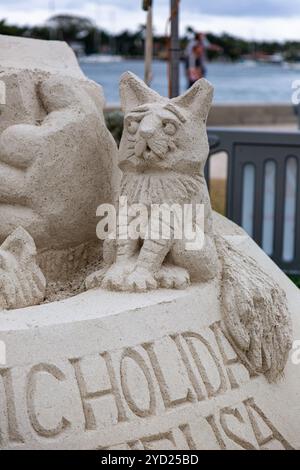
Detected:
[
  {"left": 169, "top": 0, "right": 180, "bottom": 97},
  {"left": 143, "top": 0, "right": 153, "bottom": 86}
]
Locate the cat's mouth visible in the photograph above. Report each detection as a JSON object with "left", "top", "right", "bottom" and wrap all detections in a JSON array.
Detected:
[
  {"left": 142, "top": 144, "right": 166, "bottom": 162},
  {"left": 134, "top": 138, "right": 167, "bottom": 162},
  {"left": 144, "top": 144, "right": 153, "bottom": 160}
]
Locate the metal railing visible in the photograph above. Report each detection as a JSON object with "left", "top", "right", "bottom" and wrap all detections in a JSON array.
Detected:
[{"left": 207, "top": 128, "right": 300, "bottom": 274}]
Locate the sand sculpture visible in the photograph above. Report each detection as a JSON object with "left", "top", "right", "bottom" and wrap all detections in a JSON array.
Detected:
[
  {"left": 0, "top": 34, "right": 119, "bottom": 298},
  {"left": 0, "top": 36, "right": 299, "bottom": 451},
  {"left": 87, "top": 72, "right": 292, "bottom": 382}
]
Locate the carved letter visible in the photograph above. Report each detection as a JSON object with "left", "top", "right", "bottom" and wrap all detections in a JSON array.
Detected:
[
  {"left": 210, "top": 321, "right": 251, "bottom": 389},
  {"left": 172, "top": 334, "right": 206, "bottom": 402},
  {"left": 70, "top": 353, "right": 127, "bottom": 431},
  {"left": 205, "top": 414, "right": 226, "bottom": 450},
  {"left": 26, "top": 363, "right": 70, "bottom": 438},
  {"left": 244, "top": 398, "right": 294, "bottom": 450},
  {"left": 140, "top": 431, "right": 177, "bottom": 450},
  {"left": 0, "top": 368, "right": 24, "bottom": 443},
  {"left": 143, "top": 341, "right": 195, "bottom": 409},
  {"left": 182, "top": 331, "right": 227, "bottom": 398},
  {"left": 120, "top": 348, "right": 156, "bottom": 417},
  {"left": 179, "top": 423, "right": 198, "bottom": 450},
  {"left": 220, "top": 406, "right": 256, "bottom": 449}
]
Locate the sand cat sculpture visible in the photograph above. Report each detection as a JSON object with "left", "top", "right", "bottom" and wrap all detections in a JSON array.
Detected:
[{"left": 87, "top": 72, "right": 292, "bottom": 382}]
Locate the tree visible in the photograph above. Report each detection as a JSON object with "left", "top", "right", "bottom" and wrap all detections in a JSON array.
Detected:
[
  {"left": 46, "top": 14, "right": 99, "bottom": 53},
  {"left": 0, "top": 19, "right": 26, "bottom": 37}
]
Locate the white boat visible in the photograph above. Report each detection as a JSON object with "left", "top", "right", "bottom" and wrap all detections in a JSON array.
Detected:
[
  {"left": 79, "top": 54, "right": 123, "bottom": 64},
  {"left": 269, "top": 53, "right": 284, "bottom": 64}
]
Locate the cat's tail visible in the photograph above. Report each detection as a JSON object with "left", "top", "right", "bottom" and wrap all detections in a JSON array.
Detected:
[{"left": 215, "top": 236, "right": 293, "bottom": 382}]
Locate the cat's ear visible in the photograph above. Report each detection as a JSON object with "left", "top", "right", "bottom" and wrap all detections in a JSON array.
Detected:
[
  {"left": 120, "top": 71, "right": 160, "bottom": 114},
  {"left": 171, "top": 78, "right": 213, "bottom": 121}
]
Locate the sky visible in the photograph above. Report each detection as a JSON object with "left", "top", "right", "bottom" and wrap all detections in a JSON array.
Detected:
[{"left": 1, "top": 0, "right": 300, "bottom": 41}]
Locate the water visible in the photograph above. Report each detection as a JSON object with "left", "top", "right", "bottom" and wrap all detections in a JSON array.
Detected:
[{"left": 80, "top": 60, "right": 300, "bottom": 104}]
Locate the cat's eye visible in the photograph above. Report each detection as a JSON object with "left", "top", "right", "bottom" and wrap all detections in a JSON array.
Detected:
[
  {"left": 127, "top": 120, "right": 139, "bottom": 135},
  {"left": 163, "top": 121, "right": 177, "bottom": 136}
]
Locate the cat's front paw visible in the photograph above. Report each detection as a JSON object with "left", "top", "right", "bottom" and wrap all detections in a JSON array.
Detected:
[
  {"left": 156, "top": 264, "right": 190, "bottom": 289},
  {"left": 101, "top": 263, "right": 129, "bottom": 291},
  {"left": 124, "top": 268, "right": 157, "bottom": 292}
]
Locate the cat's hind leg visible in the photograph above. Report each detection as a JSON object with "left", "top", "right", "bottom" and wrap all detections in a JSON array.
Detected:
[{"left": 170, "top": 234, "right": 219, "bottom": 283}]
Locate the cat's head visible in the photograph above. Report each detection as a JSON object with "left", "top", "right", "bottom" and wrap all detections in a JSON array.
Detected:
[{"left": 119, "top": 72, "right": 213, "bottom": 174}]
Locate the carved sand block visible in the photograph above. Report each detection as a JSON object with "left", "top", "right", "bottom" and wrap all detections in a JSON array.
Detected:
[
  {"left": 0, "top": 219, "right": 299, "bottom": 450},
  {"left": 0, "top": 35, "right": 119, "bottom": 286}
]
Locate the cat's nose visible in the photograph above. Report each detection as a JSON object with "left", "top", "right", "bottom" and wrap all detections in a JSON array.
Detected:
[{"left": 139, "top": 127, "right": 154, "bottom": 139}]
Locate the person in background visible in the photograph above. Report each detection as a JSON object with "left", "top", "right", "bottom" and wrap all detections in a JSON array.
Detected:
[{"left": 185, "top": 32, "right": 221, "bottom": 88}]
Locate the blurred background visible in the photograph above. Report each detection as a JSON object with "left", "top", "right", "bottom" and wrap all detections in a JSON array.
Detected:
[{"left": 1, "top": 0, "right": 300, "bottom": 103}]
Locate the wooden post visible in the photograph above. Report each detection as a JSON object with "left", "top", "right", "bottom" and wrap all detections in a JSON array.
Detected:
[
  {"left": 169, "top": 0, "right": 180, "bottom": 97},
  {"left": 48, "top": 0, "right": 56, "bottom": 40},
  {"left": 144, "top": 2, "right": 153, "bottom": 86}
]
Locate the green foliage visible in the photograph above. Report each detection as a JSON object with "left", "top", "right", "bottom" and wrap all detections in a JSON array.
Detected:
[
  {"left": 212, "top": 33, "right": 252, "bottom": 60},
  {"left": 104, "top": 111, "right": 124, "bottom": 146},
  {"left": 114, "top": 29, "right": 145, "bottom": 57},
  {"left": 288, "top": 275, "right": 300, "bottom": 289},
  {"left": 0, "top": 19, "right": 27, "bottom": 37}
]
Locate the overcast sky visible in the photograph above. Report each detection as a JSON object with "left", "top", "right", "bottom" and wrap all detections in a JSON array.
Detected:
[{"left": 1, "top": 0, "right": 300, "bottom": 41}]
